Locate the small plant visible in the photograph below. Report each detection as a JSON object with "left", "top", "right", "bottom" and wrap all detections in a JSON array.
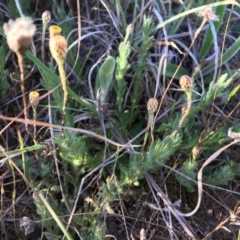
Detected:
[
  {"left": 115, "top": 23, "right": 133, "bottom": 114},
  {"left": 49, "top": 25, "right": 68, "bottom": 129}
]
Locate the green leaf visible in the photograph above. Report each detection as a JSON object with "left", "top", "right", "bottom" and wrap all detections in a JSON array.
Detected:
[
  {"left": 170, "top": 1, "right": 193, "bottom": 34},
  {"left": 98, "top": 56, "right": 115, "bottom": 103},
  {"left": 205, "top": 165, "right": 234, "bottom": 186},
  {"left": 201, "top": 37, "right": 240, "bottom": 76},
  {"left": 228, "top": 85, "right": 240, "bottom": 101},
  {"left": 176, "top": 160, "right": 198, "bottom": 192},
  {"left": 154, "top": 63, "right": 189, "bottom": 79},
  {"left": 0, "top": 144, "right": 44, "bottom": 158}
]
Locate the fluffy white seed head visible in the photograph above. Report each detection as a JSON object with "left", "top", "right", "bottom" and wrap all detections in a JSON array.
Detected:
[{"left": 3, "top": 16, "right": 36, "bottom": 54}]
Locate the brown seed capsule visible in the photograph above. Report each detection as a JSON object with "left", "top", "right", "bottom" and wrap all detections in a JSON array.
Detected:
[
  {"left": 179, "top": 75, "right": 192, "bottom": 91},
  {"left": 147, "top": 98, "right": 158, "bottom": 115}
]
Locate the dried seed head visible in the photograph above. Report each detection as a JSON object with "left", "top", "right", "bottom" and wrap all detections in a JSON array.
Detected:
[
  {"left": 49, "top": 25, "right": 67, "bottom": 63},
  {"left": 197, "top": 7, "right": 219, "bottom": 21},
  {"left": 19, "top": 216, "right": 36, "bottom": 236},
  {"left": 29, "top": 91, "right": 39, "bottom": 106},
  {"left": 147, "top": 98, "right": 158, "bottom": 115},
  {"left": 42, "top": 10, "right": 51, "bottom": 26},
  {"left": 179, "top": 75, "right": 192, "bottom": 91},
  {"left": 3, "top": 16, "right": 36, "bottom": 54}
]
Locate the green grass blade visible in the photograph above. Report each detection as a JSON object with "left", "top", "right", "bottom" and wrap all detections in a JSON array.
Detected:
[
  {"left": 155, "top": 63, "right": 189, "bottom": 80},
  {"left": 38, "top": 193, "right": 73, "bottom": 240},
  {"left": 155, "top": 1, "right": 240, "bottom": 32},
  {"left": 0, "top": 144, "right": 44, "bottom": 158},
  {"left": 201, "top": 36, "right": 240, "bottom": 76},
  {"left": 170, "top": 1, "right": 193, "bottom": 34}
]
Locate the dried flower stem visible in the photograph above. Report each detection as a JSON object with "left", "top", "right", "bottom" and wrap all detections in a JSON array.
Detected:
[
  {"left": 32, "top": 107, "right": 37, "bottom": 144},
  {"left": 143, "top": 114, "right": 153, "bottom": 146},
  {"left": 16, "top": 52, "right": 28, "bottom": 131},
  {"left": 177, "top": 91, "right": 191, "bottom": 131},
  {"left": 171, "top": 75, "right": 192, "bottom": 137},
  {"left": 41, "top": 29, "right": 46, "bottom": 63},
  {"left": 29, "top": 91, "right": 40, "bottom": 144},
  {"left": 58, "top": 60, "right": 68, "bottom": 127}
]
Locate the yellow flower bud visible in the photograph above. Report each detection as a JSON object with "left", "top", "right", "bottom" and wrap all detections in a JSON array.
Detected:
[
  {"left": 49, "top": 25, "right": 67, "bottom": 63},
  {"left": 29, "top": 91, "right": 39, "bottom": 106}
]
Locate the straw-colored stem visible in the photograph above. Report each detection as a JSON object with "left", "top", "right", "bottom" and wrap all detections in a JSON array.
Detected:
[
  {"left": 8, "top": 159, "right": 16, "bottom": 225},
  {"left": 178, "top": 91, "right": 191, "bottom": 130},
  {"left": 143, "top": 113, "right": 154, "bottom": 146},
  {"left": 16, "top": 52, "right": 28, "bottom": 131},
  {"left": 0, "top": 181, "right": 3, "bottom": 215},
  {"left": 36, "top": 192, "right": 73, "bottom": 240},
  {"left": 57, "top": 61, "right": 68, "bottom": 128},
  {"left": 41, "top": 27, "right": 47, "bottom": 63},
  {"left": 171, "top": 91, "right": 192, "bottom": 137},
  {"left": 32, "top": 106, "right": 37, "bottom": 144}
]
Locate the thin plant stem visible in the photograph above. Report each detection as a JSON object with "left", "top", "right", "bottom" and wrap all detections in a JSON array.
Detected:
[
  {"left": 171, "top": 91, "right": 192, "bottom": 137},
  {"left": 36, "top": 192, "right": 73, "bottom": 240},
  {"left": 41, "top": 27, "right": 46, "bottom": 63},
  {"left": 143, "top": 114, "right": 153, "bottom": 146},
  {"left": 57, "top": 60, "right": 68, "bottom": 129},
  {"left": 16, "top": 52, "right": 28, "bottom": 132},
  {"left": 17, "top": 128, "right": 26, "bottom": 175},
  {"left": 32, "top": 106, "right": 37, "bottom": 144},
  {"left": 7, "top": 159, "right": 16, "bottom": 229}
]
